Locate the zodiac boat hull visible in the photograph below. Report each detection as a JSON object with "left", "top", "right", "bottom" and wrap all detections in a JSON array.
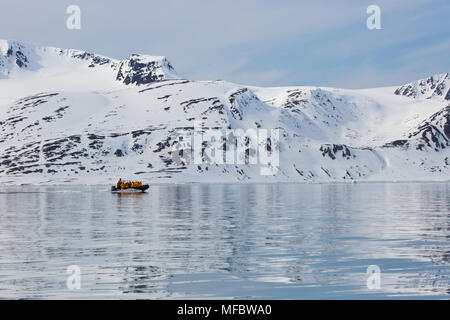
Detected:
[{"left": 111, "top": 185, "right": 149, "bottom": 193}]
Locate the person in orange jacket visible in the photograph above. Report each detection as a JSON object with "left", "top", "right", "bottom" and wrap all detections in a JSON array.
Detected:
[{"left": 116, "top": 179, "right": 143, "bottom": 189}]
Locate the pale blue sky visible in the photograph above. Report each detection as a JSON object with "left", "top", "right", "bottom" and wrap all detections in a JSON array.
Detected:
[{"left": 0, "top": 0, "right": 449, "bottom": 88}]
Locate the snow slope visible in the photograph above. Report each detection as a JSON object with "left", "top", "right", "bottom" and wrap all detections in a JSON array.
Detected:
[{"left": 0, "top": 40, "right": 449, "bottom": 184}]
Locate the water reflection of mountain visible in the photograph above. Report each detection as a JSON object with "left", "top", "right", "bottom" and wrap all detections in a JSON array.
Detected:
[{"left": 0, "top": 183, "right": 448, "bottom": 298}]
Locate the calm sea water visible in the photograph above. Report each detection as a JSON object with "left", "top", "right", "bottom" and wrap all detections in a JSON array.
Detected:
[{"left": 0, "top": 183, "right": 449, "bottom": 299}]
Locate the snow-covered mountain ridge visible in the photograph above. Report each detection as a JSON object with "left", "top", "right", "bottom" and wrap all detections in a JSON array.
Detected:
[
  {"left": 0, "top": 40, "right": 449, "bottom": 184},
  {"left": 0, "top": 40, "right": 178, "bottom": 86}
]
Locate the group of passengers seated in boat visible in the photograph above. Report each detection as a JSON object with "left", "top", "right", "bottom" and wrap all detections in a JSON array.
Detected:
[{"left": 116, "top": 178, "right": 143, "bottom": 189}]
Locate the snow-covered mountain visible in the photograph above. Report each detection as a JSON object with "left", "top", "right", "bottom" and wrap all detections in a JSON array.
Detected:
[
  {"left": 0, "top": 40, "right": 178, "bottom": 88},
  {"left": 0, "top": 40, "right": 449, "bottom": 184}
]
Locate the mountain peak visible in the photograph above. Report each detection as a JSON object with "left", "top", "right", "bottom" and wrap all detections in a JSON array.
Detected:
[
  {"left": 0, "top": 39, "right": 179, "bottom": 85},
  {"left": 394, "top": 72, "right": 450, "bottom": 100},
  {"left": 116, "top": 53, "right": 178, "bottom": 85},
  {"left": 0, "top": 40, "right": 37, "bottom": 74}
]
